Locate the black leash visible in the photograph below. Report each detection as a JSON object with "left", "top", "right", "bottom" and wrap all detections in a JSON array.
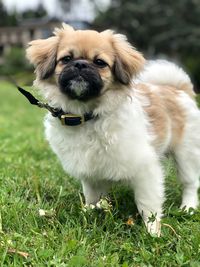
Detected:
[{"left": 17, "top": 86, "right": 95, "bottom": 126}]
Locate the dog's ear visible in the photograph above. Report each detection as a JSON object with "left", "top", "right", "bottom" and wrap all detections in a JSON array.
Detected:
[
  {"left": 26, "top": 36, "right": 58, "bottom": 80},
  {"left": 102, "top": 30, "right": 145, "bottom": 85},
  {"left": 54, "top": 22, "right": 75, "bottom": 36}
]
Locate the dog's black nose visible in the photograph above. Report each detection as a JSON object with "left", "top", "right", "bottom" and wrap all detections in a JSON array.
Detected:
[{"left": 74, "top": 60, "right": 88, "bottom": 70}]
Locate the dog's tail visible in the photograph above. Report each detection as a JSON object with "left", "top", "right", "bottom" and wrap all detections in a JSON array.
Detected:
[{"left": 138, "top": 60, "right": 195, "bottom": 98}]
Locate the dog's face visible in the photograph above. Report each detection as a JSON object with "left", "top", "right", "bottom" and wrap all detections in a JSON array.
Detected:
[{"left": 26, "top": 24, "right": 145, "bottom": 102}]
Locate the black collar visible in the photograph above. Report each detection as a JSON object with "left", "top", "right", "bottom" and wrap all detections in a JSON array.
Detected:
[{"left": 17, "top": 86, "right": 96, "bottom": 126}]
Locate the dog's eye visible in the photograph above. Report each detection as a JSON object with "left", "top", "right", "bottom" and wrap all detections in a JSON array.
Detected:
[
  {"left": 60, "top": 56, "right": 72, "bottom": 64},
  {"left": 93, "top": 58, "right": 108, "bottom": 68}
]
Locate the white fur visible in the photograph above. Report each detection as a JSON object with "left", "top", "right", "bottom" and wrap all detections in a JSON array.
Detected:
[
  {"left": 137, "top": 59, "right": 193, "bottom": 91},
  {"left": 70, "top": 80, "right": 89, "bottom": 97},
  {"left": 174, "top": 93, "right": 200, "bottom": 209},
  {"left": 38, "top": 60, "right": 200, "bottom": 236}
]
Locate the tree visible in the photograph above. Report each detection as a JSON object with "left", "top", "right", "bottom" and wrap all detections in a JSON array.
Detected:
[
  {"left": 0, "top": 0, "right": 17, "bottom": 26},
  {"left": 21, "top": 3, "right": 47, "bottom": 19},
  {"left": 0, "top": 1, "right": 7, "bottom": 26},
  {"left": 94, "top": 0, "right": 200, "bottom": 89},
  {"left": 94, "top": 0, "right": 200, "bottom": 55}
]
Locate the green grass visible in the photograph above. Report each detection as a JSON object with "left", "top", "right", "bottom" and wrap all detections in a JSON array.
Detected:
[{"left": 0, "top": 81, "right": 200, "bottom": 266}]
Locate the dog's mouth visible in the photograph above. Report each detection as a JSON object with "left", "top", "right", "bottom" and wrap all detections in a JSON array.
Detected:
[
  {"left": 65, "top": 76, "right": 90, "bottom": 100},
  {"left": 58, "top": 66, "right": 103, "bottom": 101}
]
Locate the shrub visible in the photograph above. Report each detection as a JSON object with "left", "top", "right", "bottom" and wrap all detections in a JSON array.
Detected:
[{"left": 0, "top": 46, "right": 32, "bottom": 76}]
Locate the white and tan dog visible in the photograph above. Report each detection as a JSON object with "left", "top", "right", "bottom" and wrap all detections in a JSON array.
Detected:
[{"left": 26, "top": 23, "right": 200, "bottom": 235}]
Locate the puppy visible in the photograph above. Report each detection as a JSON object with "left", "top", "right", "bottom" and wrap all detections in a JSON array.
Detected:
[{"left": 26, "top": 23, "right": 200, "bottom": 236}]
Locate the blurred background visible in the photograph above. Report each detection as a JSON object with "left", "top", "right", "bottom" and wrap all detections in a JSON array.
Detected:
[{"left": 0, "top": 0, "right": 200, "bottom": 92}]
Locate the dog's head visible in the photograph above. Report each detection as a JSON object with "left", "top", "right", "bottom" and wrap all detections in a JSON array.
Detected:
[{"left": 26, "top": 23, "right": 145, "bottom": 103}]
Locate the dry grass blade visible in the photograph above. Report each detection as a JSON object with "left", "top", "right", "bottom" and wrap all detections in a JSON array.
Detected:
[
  {"left": 162, "top": 223, "right": 181, "bottom": 238},
  {"left": 7, "top": 248, "right": 30, "bottom": 259}
]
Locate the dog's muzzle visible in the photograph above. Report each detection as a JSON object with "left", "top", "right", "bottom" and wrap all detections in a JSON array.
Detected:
[{"left": 58, "top": 60, "right": 103, "bottom": 101}]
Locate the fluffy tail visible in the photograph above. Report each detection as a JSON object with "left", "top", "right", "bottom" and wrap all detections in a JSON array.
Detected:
[{"left": 138, "top": 60, "right": 195, "bottom": 98}]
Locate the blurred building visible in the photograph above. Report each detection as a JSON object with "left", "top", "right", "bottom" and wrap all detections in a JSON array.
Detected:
[
  {"left": 0, "top": 18, "right": 91, "bottom": 64},
  {"left": 0, "top": 0, "right": 105, "bottom": 65}
]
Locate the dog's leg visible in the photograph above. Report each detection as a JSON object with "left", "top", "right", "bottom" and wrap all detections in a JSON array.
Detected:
[
  {"left": 175, "top": 149, "right": 200, "bottom": 210},
  {"left": 173, "top": 106, "right": 200, "bottom": 210},
  {"left": 131, "top": 159, "right": 164, "bottom": 236},
  {"left": 81, "top": 180, "right": 111, "bottom": 205}
]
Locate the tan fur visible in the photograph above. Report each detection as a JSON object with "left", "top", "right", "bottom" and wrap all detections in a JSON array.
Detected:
[
  {"left": 26, "top": 24, "right": 189, "bottom": 150},
  {"left": 25, "top": 24, "right": 199, "bottom": 236},
  {"left": 26, "top": 23, "right": 188, "bottom": 149},
  {"left": 26, "top": 23, "right": 145, "bottom": 85},
  {"left": 26, "top": 36, "right": 59, "bottom": 79},
  {"left": 26, "top": 24, "right": 188, "bottom": 149},
  {"left": 101, "top": 30, "right": 145, "bottom": 83},
  {"left": 54, "top": 29, "right": 115, "bottom": 87},
  {"left": 137, "top": 83, "right": 186, "bottom": 150},
  {"left": 27, "top": 36, "right": 58, "bottom": 66},
  {"left": 179, "top": 82, "right": 195, "bottom": 99}
]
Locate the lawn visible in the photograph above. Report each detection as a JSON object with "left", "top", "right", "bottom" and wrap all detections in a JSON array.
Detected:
[{"left": 0, "top": 81, "right": 200, "bottom": 266}]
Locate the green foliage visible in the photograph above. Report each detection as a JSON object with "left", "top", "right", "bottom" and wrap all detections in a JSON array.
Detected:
[
  {"left": 94, "top": 0, "right": 200, "bottom": 89},
  {"left": 0, "top": 0, "right": 17, "bottom": 26},
  {"left": 0, "top": 81, "right": 200, "bottom": 266},
  {"left": 0, "top": 0, "right": 47, "bottom": 26},
  {"left": 196, "top": 94, "right": 200, "bottom": 107},
  {"left": 95, "top": 0, "right": 200, "bottom": 54},
  {"left": 0, "top": 47, "right": 32, "bottom": 76},
  {"left": 21, "top": 3, "right": 47, "bottom": 19}
]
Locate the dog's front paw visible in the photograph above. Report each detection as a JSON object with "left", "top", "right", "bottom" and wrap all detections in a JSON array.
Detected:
[
  {"left": 144, "top": 218, "right": 161, "bottom": 237},
  {"left": 180, "top": 202, "right": 198, "bottom": 213},
  {"left": 82, "top": 203, "right": 96, "bottom": 212},
  {"left": 179, "top": 204, "right": 196, "bottom": 215},
  {"left": 83, "top": 198, "right": 112, "bottom": 212},
  {"left": 95, "top": 198, "right": 112, "bottom": 211}
]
